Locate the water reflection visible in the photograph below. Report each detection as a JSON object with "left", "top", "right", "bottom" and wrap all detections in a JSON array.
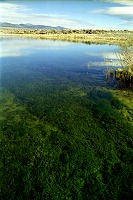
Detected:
[
  {"left": 0, "top": 36, "right": 74, "bottom": 57},
  {"left": 0, "top": 36, "right": 120, "bottom": 89},
  {"left": 0, "top": 36, "right": 119, "bottom": 60}
]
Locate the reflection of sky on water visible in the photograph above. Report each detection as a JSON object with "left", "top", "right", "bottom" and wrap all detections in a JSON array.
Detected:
[
  {"left": 0, "top": 36, "right": 120, "bottom": 60},
  {"left": 0, "top": 36, "right": 120, "bottom": 88},
  {"left": 86, "top": 52, "right": 118, "bottom": 60},
  {"left": 86, "top": 52, "right": 120, "bottom": 68},
  {"left": 0, "top": 36, "right": 74, "bottom": 57}
]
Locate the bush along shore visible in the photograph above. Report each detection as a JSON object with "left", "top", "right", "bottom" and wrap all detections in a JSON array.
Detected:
[
  {"left": 107, "top": 45, "right": 133, "bottom": 88},
  {"left": 0, "top": 28, "right": 133, "bottom": 46}
]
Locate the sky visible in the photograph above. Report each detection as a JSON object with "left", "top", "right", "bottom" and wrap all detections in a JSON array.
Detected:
[{"left": 0, "top": 0, "right": 133, "bottom": 30}]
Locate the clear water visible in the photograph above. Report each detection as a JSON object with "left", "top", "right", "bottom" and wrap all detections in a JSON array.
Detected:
[
  {"left": 0, "top": 36, "right": 133, "bottom": 199},
  {"left": 0, "top": 36, "right": 120, "bottom": 90}
]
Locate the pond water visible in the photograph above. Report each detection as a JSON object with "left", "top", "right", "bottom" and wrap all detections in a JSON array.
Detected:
[
  {"left": 0, "top": 36, "right": 120, "bottom": 89},
  {"left": 0, "top": 36, "right": 133, "bottom": 199}
]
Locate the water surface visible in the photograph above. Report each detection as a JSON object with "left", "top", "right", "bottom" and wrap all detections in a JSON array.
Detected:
[
  {"left": 0, "top": 36, "right": 120, "bottom": 89},
  {"left": 0, "top": 36, "right": 133, "bottom": 200}
]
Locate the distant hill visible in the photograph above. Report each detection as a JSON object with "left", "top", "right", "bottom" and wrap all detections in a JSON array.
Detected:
[{"left": 0, "top": 22, "right": 66, "bottom": 30}]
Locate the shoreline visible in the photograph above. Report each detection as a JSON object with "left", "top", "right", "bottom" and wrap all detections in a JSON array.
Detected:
[{"left": 0, "top": 29, "right": 133, "bottom": 46}]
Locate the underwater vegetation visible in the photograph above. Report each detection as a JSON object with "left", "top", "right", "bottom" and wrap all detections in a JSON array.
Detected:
[
  {"left": 0, "top": 38, "right": 133, "bottom": 199},
  {"left": 0, "top": 75, "right": 133, "bottom": 199}
]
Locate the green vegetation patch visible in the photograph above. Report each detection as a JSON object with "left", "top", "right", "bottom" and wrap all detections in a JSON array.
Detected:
[{"left": 0, "top": 83, "right": 133, "bottom": 199}]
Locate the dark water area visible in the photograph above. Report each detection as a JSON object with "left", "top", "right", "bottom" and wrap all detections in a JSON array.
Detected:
[{"left": 0, "top": 36, "right": 133, "bottom": 199}]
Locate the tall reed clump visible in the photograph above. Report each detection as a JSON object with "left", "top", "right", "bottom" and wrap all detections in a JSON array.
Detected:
[
  {"left": 107, "top": 34, "right": 133, "bottom": 88},
  {"left": 115, "top": 45, "right": 133, "bottom": 87}
]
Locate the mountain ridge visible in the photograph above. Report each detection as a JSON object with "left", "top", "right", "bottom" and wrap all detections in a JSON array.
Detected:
[{"left": 0, "top": 22, "right": 66, "bottom": 30}]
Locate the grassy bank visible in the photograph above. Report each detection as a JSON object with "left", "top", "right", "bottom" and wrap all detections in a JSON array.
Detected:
[{"left": 1, "top": 28, "right": 133, "bottom": 46}]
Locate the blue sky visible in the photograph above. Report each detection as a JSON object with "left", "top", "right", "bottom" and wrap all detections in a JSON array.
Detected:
[{"left": 0, "top": 0, "right": 133, "bottom": 30}]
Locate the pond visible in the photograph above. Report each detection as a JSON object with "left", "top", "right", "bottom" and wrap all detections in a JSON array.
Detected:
[
  {"left": 0, "top": 36, "right": 120, "bottom": 91},
  {"left": 0, "top": 36, "right": 133, "bottom": 199}
]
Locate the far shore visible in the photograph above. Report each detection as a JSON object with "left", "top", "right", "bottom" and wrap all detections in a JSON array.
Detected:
[{"left": 0, "top": 28, "right": 133, "bottom": 46}]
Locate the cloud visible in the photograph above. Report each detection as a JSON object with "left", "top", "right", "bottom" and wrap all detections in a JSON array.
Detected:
[
  {"left": 0, "top": 2, "right": 31, "bottom": 14},
  {"left": 33, "top": 13, "right": 66, "bottom": 18},
  {"left": 1, "top": 1, "right": 132, "bottom": 30},
  {"left": 0, "top": 2, "right": 93, "bottom": 29},
  {"left": 92, "top": 6, "right": 133, "bottom": 15},
  {"left": 0, "top": 2, "right": 31, "bottom": 22},
  {"left": 101, "top": 0, "right": 133, "bottom": 6},
  {"left": 91, "top": 4, "right": 133, "bottom": 28},
  {"left": 91, "top": 0, "right": 133, "bottom": 19}
]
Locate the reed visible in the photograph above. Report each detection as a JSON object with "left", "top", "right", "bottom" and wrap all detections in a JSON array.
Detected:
[
  {"left": 107, "top": 35, "right": 133, "bottom": 87},
  {"left": 115, "top": 46, "right": 133, "bottom": 87}
]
